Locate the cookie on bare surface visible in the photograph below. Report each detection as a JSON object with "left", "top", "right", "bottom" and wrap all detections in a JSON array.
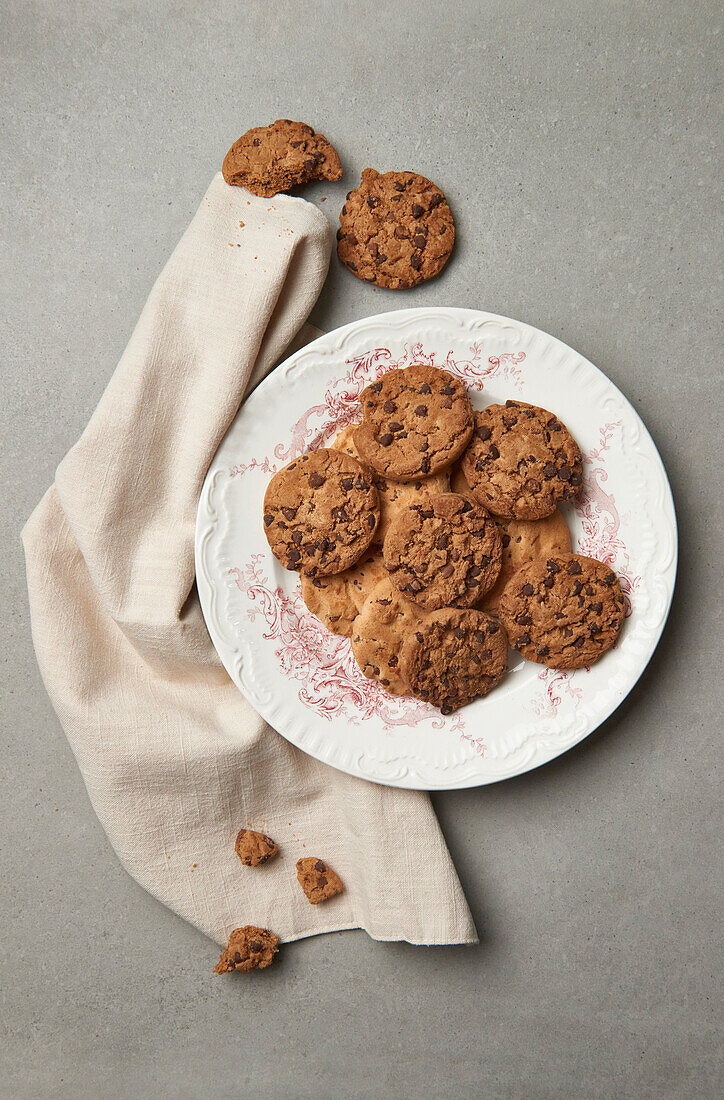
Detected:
[
  {"left": 300, "top": 551, "right": 386, "bottom": 637},
  {"left": 263, "top": 450, "right": 379, "bottom": 577},
  {"left": 461, "top": 401, "right": 583, "bottom": 519},
  {"left": 354, "top": 365, "right": 473, "bottom": 482},
  {"left": 234, "top": 828, "right": 279, "bottom": 867},
  {"left": 497, "top": 554, "right": 625, "bottom": 670},
  {"left": 401, "top": 608, "right": 508, "bottom": 713},
  {"left": 296, "top": 858, "right": 344, "bottom": 904},
  {"left": 331, "top": 420, "right": 450, "bottom": 543},
  {"left": 351, "top": 577, "right": 425, "bottom": 694},
  {"left": 337, "top": 169, "right": 455, "bottom": 288},
  {"left": 481, "top": 510, "right": 572, "bottom": 613},
  {"left": 214, "top": 926, "right": 279, "bottom": 974},
  {"left": 222, "top": 119, "right": 342, "bottom": 197},
  {"left": 383, "top": 493, "right": 502, "bottom": 611}
]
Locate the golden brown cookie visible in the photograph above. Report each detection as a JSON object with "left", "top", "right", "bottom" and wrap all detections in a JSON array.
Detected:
[
  {"left": 222, "top": 119, "right": 342, "bottom": 197},
  {"left": 383, "top": 493, "right": 502, "bottom": 611},
  {"left": 337, "top": 169, "right": 455, "bottom": 288},
  {"left": 214, "top": 926, "right": 279, "bottom": 974},
  {"left": 481, "top": 511, "right": 572, "bottom": 613},
  {"left": 300, "top": 551, "right": 386, "bottom": 637},
  {"left": 263, "top": 450, "right": 380, "bottom": 577},
  {"left": 354, "top": 365, "right": 473, "bottom": 482},
  {"left": 497, "top": 554, "right": 625, "bottom": 670},
  {"left": 234, "top": 828, "right": 279, "bottom": 867},
  {"left": 461, "top": 401, "right": 583, "bottom": 519},
  {"left": 401, "top": 608, "right": 508, "bottom": 713},
  {"left": 350, "top": 577, "right": 426, "bottom": 694},
  {"left": 296, "top": 858, "right": 344, "bottom": 904},
  {"left": 330, "top": 421, "right": 450, "bottom": 544}
]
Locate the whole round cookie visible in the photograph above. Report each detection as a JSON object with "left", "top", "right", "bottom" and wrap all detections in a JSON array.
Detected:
[
  {"left": 351, "top": 577, "right": 426, "bottom": 695},
  {"left": 222, "top": 119, "right": 342, "bottom": 198},
  {"left": 461, "top": 400, "right": 583, "bottom": 519},
  {"left": 497, "top": 554, "right": 625, "bottom": 670},
  {"left": 300, "top": 550, "right": 386, "bottom": 637},
  {"left": 337, "top": 168, "right": 455, "bottom": 289},
  {"left": 263, "top": 450, "right": 379, "bottom": 577},
  {"left": 481, "top": 510, "right": 572, "bottom": 613},
  {"left": 383, "top": 493, "right": 502, "bottom": 611},
  {"left": 353, "top": 365, "right": 473, "bottom": 482},
  {"left": 401, "top": 608, "right": 508, "bottom": 713},
  {"left": 330, "top": 421, "right": 450, "bottom": 543}
]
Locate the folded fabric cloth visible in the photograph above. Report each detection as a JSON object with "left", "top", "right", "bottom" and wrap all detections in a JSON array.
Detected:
[{"left": 22, "top": 174, "right": 477, "bottom": 949}]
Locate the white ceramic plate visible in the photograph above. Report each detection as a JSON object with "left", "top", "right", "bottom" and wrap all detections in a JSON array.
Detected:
[{"left": 195, "top": 308, "right": 677, "bottom": 790}]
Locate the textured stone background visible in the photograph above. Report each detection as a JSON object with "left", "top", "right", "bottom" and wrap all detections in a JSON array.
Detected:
[{"left": 2, "top": 2, "right": 721, "bottom": 1096}]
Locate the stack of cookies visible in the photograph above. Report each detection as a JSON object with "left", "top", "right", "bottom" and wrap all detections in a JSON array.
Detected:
[{"left": 262, "top": 365, "right": 625, "bottom": 714}]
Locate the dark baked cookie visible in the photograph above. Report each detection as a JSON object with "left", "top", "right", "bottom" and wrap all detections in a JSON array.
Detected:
[
  {"left": 300, "top": 550, "right": 386, "bottom": 637},
  {"left": 400, "top": 609, "right": 508, "bottom": 713},
  {"left": 222, "top": 119, "right": 342, "bottom": 198},
  {"left": 337, "top": 168, "right": 455, "bottom": 288},
  {"left": 383, "top": 493, "right": 502, "bottom": 611},
  {"left": 497, "top": 554, "right": 625, "bottom": 670},
  {"left": 354, "top": 365, "right": 473, "bottom": 482},
  {"left": 234, "top": 828, "right": 279, "bottom": 867},
  {"left": 296, "top": 857, "right": 344, "bottom": 904},
  {"left": 263, "top": 450, "right": 380, "bottom": 577},
  {"left": 214, "top": 926, "right": 279, "bottom": 974},
  {"left": 461, "top": 401, "right": 583, "bottom": 519},
  {"left": 351, "top": 577, "right": 426, "bottom": 695},
  {"left": 330, "top": 421, "right": 450, "bottom": 542}
]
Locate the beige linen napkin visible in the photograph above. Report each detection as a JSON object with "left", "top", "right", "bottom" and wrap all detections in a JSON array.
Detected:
[{"left": 22, "top": 174, "right": 476, "bottom": 949}]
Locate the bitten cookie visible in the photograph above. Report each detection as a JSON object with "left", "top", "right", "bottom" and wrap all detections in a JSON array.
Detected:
[
  {"left": 383, "top": 493, "right": 502, "bottom": 611},
  {"left": 330, "top": 421, "right": 450, "bottom": 543},
  {"left": 234, "top": 828, "right": 279, "bottom": 867},
  {"left": 337, "top": 168, "right": 455, "bottom": 288},
  {"left": 461, "top": 401, "right": 583, "bottom": 519},
  {"left": 351, "top": 577, "right": 425, "bottom": 694},
  {"left": 401, "top": 609, "right": 508, "bottom": 713},
  {"left": 214, "top": 926, "right": 279, "bottom": 974},
  {"left": 300, "top": 551, "right": 386, "bottom": 637},
  {"left": 354, "top": 365, "right": 473, "bottom": 482},
  {"left": 497, "top": 554, "right": 625, "bottom": 669},
  {"left": 222, "top": 119, "right": 342, "bottom": 197},
  {"left": 296, "top": 858, "right": 344, "bottom": 904},
  {"left": 263, "top": 450, "right": 380, "bottom": 576}
]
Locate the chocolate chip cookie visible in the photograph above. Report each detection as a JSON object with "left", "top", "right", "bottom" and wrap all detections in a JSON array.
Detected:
[
  {"left": 214, "top": 926, "right": 279, "bottom": 974},
  {"left": 351, "top": 577, "right": 425, "bottom": 694},
  {"left": 234, "top": 828, "right": 279, "bottom": 867},
  {"left": 400, "top": 609, "right": 508, "bottom": 713},
  {"left": 354, "top": 365, "right": 473, "bottom": 482},
  {"left": 331, "top": 420, "right": 450, "bottom": 542},
  {"left": 498, "top": 554, "right": 625, "bottom": 669},
  {"left": 383, "top": 493, "right": 502, "bottom": 611},
  {"left": 337, "top": 168, "right": 455, "bottom": 288},
  {"left": 263, "top": 450, "right": 380, "bottom": 576},
  {"left": 300, "top": 550, "right": 386, "bottom": 637},
  {"left": 481, "top": 510, "right": 572, "bottom": 613},
  {"left": 461, "top": 401, "right": 583, "bottom": 519},
  {"left": 222, "top": 119, "right": 342, "bottom": 197},
  {"left": 296, "top": 857, "right": 344, "bottom": 904}
]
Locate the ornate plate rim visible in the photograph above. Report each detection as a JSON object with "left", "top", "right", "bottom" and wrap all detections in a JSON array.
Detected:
[{"left": 195, "top": 307, "right": 677, "bottom": 790}]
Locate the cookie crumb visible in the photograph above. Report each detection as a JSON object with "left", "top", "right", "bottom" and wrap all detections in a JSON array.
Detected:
[
  {"left": 235, "top": 828, "right": 279, "bottom": 867},
  {"left": 296, "top": 857, "right": 344, "bottom": 904},
  {"left": 214, "top": 926, "right": 279, "bottom": 974}
]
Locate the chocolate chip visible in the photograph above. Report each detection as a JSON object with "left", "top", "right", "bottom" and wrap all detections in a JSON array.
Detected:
[
  {"left": 501, "top": 533, "right": 511, "bottom": 547},
  {"left": 547, "top": 561, "right": 560, "bottom": 573},
  {"left": 460, "top": 500, "right": 473, "bottom": 513},
  {"left": 394, "top": 226, "right": 407, "bottom": 239},
  {"left": 416, "top": 632, "right": 424, "bottom": 643},
  {"left": 341, "top": 477, "right": 353, "bottom": 490},
  {"left": 543, "top": 575, "right": 555, "bottom": 588},
  {"left": 429, "top": 193, "right": 443, "bottom": 208},
  {"left": 521, "top": 583, "right": 535, "bottom": 595},
  {"left": 454, "top": 627, "right": 465, "bottom": 639},
  {"left": 525, "top": 478, "right": 541, "bottom": 493},
  {"left": 441, "top": 705, "right": 453, "bottom": 716},
  {"left": 419, "top": 383, "right": 432, "bottom": 394},
  {"left": 388, "top": 421, "right": 403, "bottom": 432},
  {"left": 590, "top": 623, "right": 602, "bottom": 636},
  {"left": 570, "top": 472, "right": 582, "bottom": 487},
  {"left": 288, "top": 548, "right": 301, "bottom": 565},
  {"left": 411, "top": 203, "right": 424, "bottom": 217},
  {"left": 590, "top": 601, "right": 603, "bottom": 613},
  {"left": 436, "top": 534, "right": 448, "bottom": 549},
  {"left": 281, "top": 507, "right": 297, "bottom": 521},
  {"left": 536, "top": 646, "right": 549, "bottom": 657},
  {"left": 543, "top": 463, "right": 557, "bottom": 479},
  {"left": 412, "top": 233, "right": 426, "bottom": 248},
  {"left": 605, "top": 573, "right": 616, "bottom": 585},
  {"left": 394, "top": 181, "right": 405, "bottom": 191},
  {"left": 487, "top": 620, "right": 500, "bottom": 633},
  {"left": 264, "top": 513, "right": 273, "bottom": 526},
  {"left": 291, "top": 530, "right": 302, "bottom": 545},
  {"left": 304, "top": 158, "right": 316, "bottom": 171},
  {"left": 249, "top": 940, "right": 261, "bottom": 952},
  {"left": 573, "top": 636, "right": 585, "bottom": 648},
  {"left": 367, "top": 195, "right": 379, "bottom": 209},
  {"left": 309, "top": 472, "right": 324, "bottom": 488},
  {"left": 475, "top": 425, "right": 491, "bottom": 441},
  {"left": 389, "top": 655, "right": 398, "bottom": 667},
  {"left": 516, "top": 613, "right": 532, "bottom": 625},
  {"left": 420, "top": 456, "right": 431, "bottom": 473},
  {"left": 410, "top": 254, "right": 422, "bottom": 271},
  {"left": 516, "top": 633, "right": 531, "bottom": 646},
  {"left": 567, "top": 560, "right": 582, "bottom": 575},
  {"left": 234, "top": 951, "right": 243, "bottom": 963},
  {"left": 314, "top": 860, "right": 326, "bottom": 872},
  {"left": 440, "top": 564, "right": 454, "bottom": 577},
  {"left": 371, "top": 382, "right": 382, "bottom": 393},
  {"left": 558, "top": 465, "right": 572, "bottom": 482},
  {"left": 489, "top": 445, "right": 500, "bottom": 459},
  {"left": 383, "top": 400, "right": 396, "bottom": 413},
  {"left": 380, "top": 433, "right": 394, "bottom": 446}
]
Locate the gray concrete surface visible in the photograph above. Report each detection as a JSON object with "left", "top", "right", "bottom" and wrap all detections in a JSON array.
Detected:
[{"left": 2, "top": 1, "right": 722, "bottom": 1097}]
